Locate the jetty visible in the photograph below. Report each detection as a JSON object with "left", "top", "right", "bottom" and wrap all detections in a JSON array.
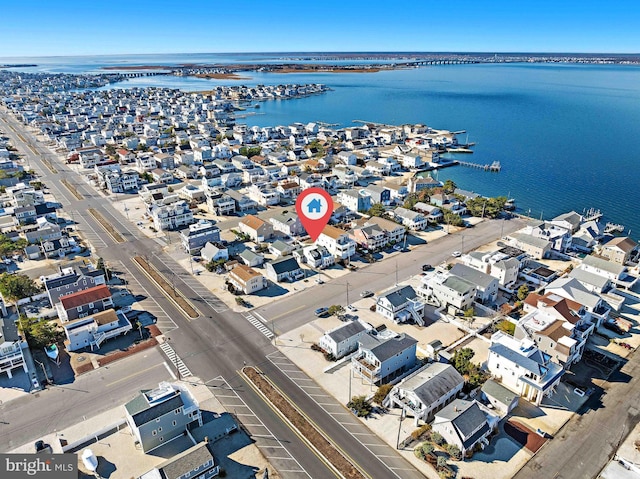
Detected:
[
  {"left": 605, "top": 222, "right": 625, "bottom": 234},
  {"left": 583, "top": 208, "right": 603, "bottom": 221},
  {"left": 456, "top": 160, "right": 501, "bottom": 172}
]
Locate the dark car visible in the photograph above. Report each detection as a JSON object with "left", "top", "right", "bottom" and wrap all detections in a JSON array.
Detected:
[
  {"left": 422, "top": 264, "right": 433, "bottom": 271},
  {"left": 315, "top": 307, "right": 329, "bottom": 317}
]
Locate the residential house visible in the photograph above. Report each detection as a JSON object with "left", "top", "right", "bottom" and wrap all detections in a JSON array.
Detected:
[
  {"left": 42, "top": 236, "right": 73, "bottom": 258},
  {"left": 487, "top": 332, "right": 564, "bottom": 406},
  {"left": 0, "top": 317, "right": 28, "bottom": 379},
  {"left": 63, "top": 309, "right": 132, "bottom": 351},
  {"left": 238, "top": 215, "right": 274, "bottom": 242},
  {"left": 432, "top": 399, "right": 496, "bottom": 457},
  {"left": 105, "top": 170, "right": 139, "bottom": 193},
  {"left": 180, "top": 220, "right": 220, "bottom": 255},
  {"left": 298, "top": 173, "right": 325, "bottom": 190},
  {"left": 277, "top": 181, "right": 302, "bottom": 199},
  {"left": 247, "top": 185, "right": 280, "bottom": 206},
  {"left": 360, "top": 216, "right": 406, "bottom": 245},
  {"left": 393, "top": 207, "right": 427, "bottom": 231},
  {"left": 14, "top": 205, "right": 37, "bottom": 224},
  {"left": 150, "top": 168, "right": 174, "bottom": 184},
  {"left": 265, "top": 256, "right": 304, "bottom": 283},
  {"left": 600, "top": 236, "right": 637, "bottom": 265},
  {"left": 177, "top": 184, "right": 206, "bottom": 204},
  {"left": 407, "top": 175, "right": 442, "bottom": 194},
  {"left": 550, "top": 211, "right": 583, "bottom": 234},
  {"left": 200, "top": 242, "right": 229, "bottom": 262},
  {"left": 351, "top": 223, "right": 387, "bottom": 251},
  {"left": 515, "top": 292, "right": 593, "bottom": 368},
  {"left": 420, "top": 272, "right": 476, "bottom": 312},
  {"left": 413, "top": 202, "right": 444, "bottom": 223},
  {"left": 138, "top": 441, "right": 220, "bottom": 479},
  {"left": 24, "top": 219, "right": 62, "bottom": 244},
  {"left": 579, "top": 255, "right": 637, "bottom": 290},
  {"left": 228, "top": 264, "right": 266, "bottom": 294},
  {"left": 269, "top": 239, "right": 295, "bottom": 258},
  {"left": 318, "top": 320, "right": 371, "bottom": 360},
  {"left": 337, "top": 189, "right": 372, "bottom": 213},
  {"left": 42, "top": 266, "right": 106, "bottom": 306},
  {"left": 270, "top": 212, "right": 306, "bottom": 237},
  {"left": 481, "top": 380, "right": 520, "bottom": 416},
  {"left": 56, "top": 284, "right": 113, "bottom": 322},
  {"left": 302, "top": 245, "right": 334, "bottom": 269},
  {"left": 449, "top": 264, "right": 499, "bottom": 305},
  {"left": 508, "top": 232, "right": 551, "bottom": 259},
  {"left": 151, "top": 201, "right": 194, "bottom": 231},
  {"left": 317, "top": 225, "right": 356, "bottom": 260},
  {"left": 238, "top": 249, "right": 264, "bottom": 267},
  {"left": 462, "top": 250, "right": 521, "bottom": 289},
  {"left": 545, "top": 277, "right": 609, "bottom": 323},
  {"left": 383, "top": 362, "right": 464, "bottom": 425},
  {"left": 382, "top": 182, "right": 409, "bottom": 202},
  {"left": 206, "top": 192, "right": 236, "bottom": 216},
  {"left": 351, "top": 331, "right": 417, "bottom": 385},
  {"left": 124, "top": 381, "right": 203, "bottom": 453},
  {"left": 225, "top": 189, "right": 257, "bottom": 211},
  {"left": 376, "top": 285, "right": 425, "bottom": 325}
]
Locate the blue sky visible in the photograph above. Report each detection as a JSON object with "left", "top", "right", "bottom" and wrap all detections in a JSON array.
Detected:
[{"left": 1, "top": 0, "right": 639, "bottom": 57}]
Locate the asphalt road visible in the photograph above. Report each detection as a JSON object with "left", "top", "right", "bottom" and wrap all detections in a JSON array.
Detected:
[
  {"left": 514, "top": 345, "right": 640, "bottom": 479},
  {"left": 0, "top": 348, "right": 172, "bottom": 452},
  {"left": 1, "top": 110, "right": 427, "bottom": 479},
  {"left": 259, "top": 216, "right": 526, "bottom": 334}
]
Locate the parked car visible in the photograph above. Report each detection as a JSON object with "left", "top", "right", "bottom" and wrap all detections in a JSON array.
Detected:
[
  {"left": 314, "top": 307, "right": 329, "bottom": 317},
  {"left": 451, "top": 251, "right": 462, "bottom": 257},
  {"left": 347, "top": 304, "right": 357, "bottom": 311},
  {"left": 393, "top": 244, "right": 404, "bottom": 251},
  {"left": 422, "top": 264, "right": 433, "bottom": 271},
  {"left": 360, "top": 290, "right": 374, "bottom": 298}
]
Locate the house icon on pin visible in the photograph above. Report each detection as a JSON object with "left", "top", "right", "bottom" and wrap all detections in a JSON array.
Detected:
[{"left": 307, "top": 198, "right": 322, "bottom": 213}]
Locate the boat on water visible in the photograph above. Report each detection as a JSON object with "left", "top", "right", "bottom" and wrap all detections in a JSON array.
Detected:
[
  {"left": 253, "top": 103, "right": 260, "bottom": 109},
  {"left": 44, "top": 344, "right": 59, "bottom": 361}
]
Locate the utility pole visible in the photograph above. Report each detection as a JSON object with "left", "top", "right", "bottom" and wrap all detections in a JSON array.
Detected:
[
  {"left": 346, "top": 282, "right": 350, "bottom": 308},
  {"left": 348, "top": 363, "right": 352, "bottom": 403},
  {"left": 396, "top": 407, "right": 405, "bottom": 449},
  {"left": 395, "top": 260, "right": 398, "bottom": 286}
]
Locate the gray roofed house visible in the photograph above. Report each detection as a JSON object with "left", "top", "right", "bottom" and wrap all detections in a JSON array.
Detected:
[
  {"left": 124, "top": 382, "right": 203, "bottom": 453},
  {"left": 238, "top": 249, "right": 264, "bottom": 267},
  {"left": 318, "top": 320, "right": 371, "bottom": 359},
  {"left": 0, "top": 316, "right": 28, "bottom": 380},
  {"left": 376, "top": 285, "right": 425, "bottom": 324},
  {"left": 545, "top": 277, "right": 603, "bottom": 312},
  {"left": 352, "top": 332, "right": 417, "bottom": 384},
  {"left": 450, "top": 263, "right": 499, "bottom": 304},
  {"left": 568, "top": 268, "right": 611, "bottom": 293},
  {"left": 580, "top": 255, "right": 626, "bottom": 280},
  {"left": 269, "top": 239, "right": 294, "bottom": 258},
  {"left": 138, "top": 441, "right": 219, "bottom": 479},
  {"left": 265, "top": 256, "right": 304, "bottom": 283},
  {"left": 481, "top": 379, "right": 519, "bottom": 415},
  {"left": 432, "top": 399, "right": 495, "bottom": 456},
  {"left": 384, "top": 362, "right": 464, "bottom": 425}
]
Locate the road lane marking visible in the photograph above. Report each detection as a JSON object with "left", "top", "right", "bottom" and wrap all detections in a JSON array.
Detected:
[{"left": 106, "top": 362, "right": 164, "bottom": 387}]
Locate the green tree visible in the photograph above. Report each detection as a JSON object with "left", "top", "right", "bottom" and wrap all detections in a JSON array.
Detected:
[
  {"left": 437, "top": 456, "right": 448, "bottom": 468},
  {"left": 517, "top": 284, "right": 530, "bottom": 301},
  {"left": 373, "top": 383, "right": 393, "bottom": 404},
  {"left": 465, "top": 196, "right": 508, "bottom": 218},
  {"left": 17, "top": 316, "right": 60, "bottom": 349},
  {"left": 327, "top": 304, "right": 345, "bottom": 316},
  {"left": 347, "top": 395, "right": 372, "bottom": 417},
  {"left": 445, "top": 444, "right": 461, "bottom": 460},
  {"left": 431, "top": 431, "right": 444, "bottom": 446},
  {"left": 0, "top": 234, "right": 28, "bottom": 257},
  {"left": 367, "top": 203, "right": 386, "bottom": 217},
  {"left": 0, "top": 273, "right": 40, "bottom": 304},
  {"left": 105, "top": 144, "right": 116, "bottom": 156},
  {"left": 443, "top": 210, "right": 464, "bottom": 227},
  {"left": 403, "top": 193, "right": 419, "bottom": 210},
  {"left": 463, "top": 307, "right": 474, "bottom": 318},
  {"left": 95, "top": 257, "right": 113, "bottom": 280},
  {"left": 452, "top": 348, "right": 475, "bottom": 376},
  {"left": 239, "top": 146, "right": 262, "bottom": 158},
  {"left": 422, "top": 443, "right": 435, "bottom": 456},
  {"left": 443, "top": 179, "right": 457, "bottom": 194}
]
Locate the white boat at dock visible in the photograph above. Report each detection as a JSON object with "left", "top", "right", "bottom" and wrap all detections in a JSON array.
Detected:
[{"left": 44, "top": 343, "right": 59, "bottom": 361}]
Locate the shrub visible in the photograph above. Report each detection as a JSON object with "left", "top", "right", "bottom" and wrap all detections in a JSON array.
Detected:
[
  {"left": 414, "top": 447, "right": 426, "bottom": 460},
  {"left": 411, "top": 424, "right": 432, "bottom": 440},
  {"left": 373, "top": 384, "right": 393, "bottom": 404},
  {"left": 347, "top": 396, "right": 373, "bottom": 417},
  {"left": 310, "top": 343, "right": 323, "bottom": 352},
  {"left": 430, "top": 431, "right": 444, "bottom": 446},
  {"left": 422, "top": 443, "right": 435, "bottom": 456},
  {"left": 437, "top": 456, "right": 448, "bottom": 468},
  {"left": 445, "top": 444, "right": 462, "bottom": 460}
]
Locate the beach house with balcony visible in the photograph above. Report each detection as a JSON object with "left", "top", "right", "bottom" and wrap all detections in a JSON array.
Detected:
[
  {"left": 124, "top": 381, "right": 203, "bottom": 453},
  {"left": 393, "top": 207, "right": 428, "bottom": 231},
  {"left": 317, "top": 225, "right": 356, "bottom": 261},
  {"left": 449, "top": 263, "right": 499, "bottom": 305},
  {"left": 151, "top": 201, "right": 194, "bottom": 231},
  {"left": 351, "top": 331, "right": 417, "bottom": 385},
  {"left": 432, "top": 399, "right": 497, "bottom": 457},
  {"left": 383, "top": 362, "right": 464, "bottom": 425},
  {"left": 56, "top": 284, "right": 113, "bottom": 322},
  {"left": 180, "top": 220, "right": 220, "bottom": 255},
  {"left": 487, "top": 332, "right": 564, "bottom": 406},
  {"left": 63, "top": 309, "right": 132, "bottom": 352},
  {"left": 318, "top": 320, "right": 371, "bottom": 360},
  {"left": 600, "top": 236, "right": 638, "bottom": 265},
  {"left": 420, "top": 272, "right": 476, "bottom": 313},
  {"left": 376, "top": 285, "right": 425, "bottom": 325},
  {"left": 0, "top": 317, "right": 28, "bottom": 379}
]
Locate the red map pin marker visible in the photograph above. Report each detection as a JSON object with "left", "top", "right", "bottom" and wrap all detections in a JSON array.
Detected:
[{"left": 296, "top": 187, "right": 333, "bottom": 241}]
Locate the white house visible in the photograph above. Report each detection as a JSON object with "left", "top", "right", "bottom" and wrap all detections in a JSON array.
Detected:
[
  {"left": 351, "top": 331, "right": 417, "bottom": 385},
  {"left": 432, "top": 399, "right": 497, "bottom": 457},
  {"left": 393, "top": 207, "right": 427, "bottom": 231},
  {"left": 318, "top": 320, "right": 371, "bottom": 360},
  {"left": 383, "top": 363, "right": 464, "bottom": 425},
  {"left": 449, "top": 263, "right": 499, "bottom": 305},
  {"left": 317, "top": 225, "right": 356, "bottom": 261},
  {"left": 228, "top": 265, "right": 266, "bottom": 294},
  {"left": 376, "top": 285, "right": 425, "bottom": 325}
]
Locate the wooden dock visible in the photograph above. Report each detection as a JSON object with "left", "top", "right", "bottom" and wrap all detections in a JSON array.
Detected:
[{"left": 456, "top": 160, "right": 501, "bottom": 172}]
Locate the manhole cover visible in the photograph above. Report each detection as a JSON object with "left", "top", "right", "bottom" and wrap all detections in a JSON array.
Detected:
[{"left": 77, "top": 356, "right": 86, "bottom": 362}]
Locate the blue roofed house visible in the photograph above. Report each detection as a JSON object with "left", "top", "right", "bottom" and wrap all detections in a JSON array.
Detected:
[
  {"left": 351, "top": 331, "right": 417, "bottom": 385},
  {"left": 487, "top": 331, "right": 564, "bottom": 406}
]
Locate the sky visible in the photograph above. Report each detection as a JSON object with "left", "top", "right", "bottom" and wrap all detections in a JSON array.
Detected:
[{"left": 1, "top": 0, "right": 639, "bottom": 57}]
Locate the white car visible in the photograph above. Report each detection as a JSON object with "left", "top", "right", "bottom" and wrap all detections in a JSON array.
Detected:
[
  {"left": 451, "top": 251, "right": 462, "bottom": 257},
  {"left": 347, "top": 304, "right": 357, "bottom": 311}
]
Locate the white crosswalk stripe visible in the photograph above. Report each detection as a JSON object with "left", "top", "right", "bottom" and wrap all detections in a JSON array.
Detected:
[
  {"left": 243, "top": 312, "right": 274, "bottom": 339},
  {"left": 159, "top": 341, "right": 192, "bottom": 378}
]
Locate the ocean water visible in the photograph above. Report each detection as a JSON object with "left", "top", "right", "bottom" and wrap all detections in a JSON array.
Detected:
[{"left": 3, "top": 56, "right": 639, "bottom": 238}]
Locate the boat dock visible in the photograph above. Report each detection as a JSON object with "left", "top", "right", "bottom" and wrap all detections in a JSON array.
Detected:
[
  {"left": 605, "top": 222, "right": 625, "bottom": 234},
  {"left": 456, "top": 160, "right": 501, "bottom": 172},
  {"left": 583, "top": 208, "right": 603, "bottom": 221}
]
